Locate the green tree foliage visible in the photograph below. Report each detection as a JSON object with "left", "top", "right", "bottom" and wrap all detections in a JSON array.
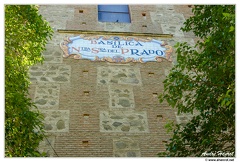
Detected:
[
  {"left": 158, "top": 5, "right": 235, "bottom": 157},
  {"left": 5, "top": 5, "right": 53, "bottom": 157}
]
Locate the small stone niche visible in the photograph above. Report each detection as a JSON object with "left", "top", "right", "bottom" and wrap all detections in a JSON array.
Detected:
[
  {"left": 152, "top": 93, "right": 158, "bottom": 98},
  {"left": 79, "top": 10, "right": 84, "bottom": 13},
  {"left": 148, "top": 72, "right": 154, "bottom": 77},
  {"left": 157, "top": 114, "right": 163, "bottom": 119},
  {"left": 162, "top": 140, "right": 168, "bottom": 143},
  {"left": 82, "top": 141, "right": 89, "bottom": 146},
  {"left": 82, "top": 22, "right": 86, "bottom": 25},
  {"left": 83, "top": 91, "right": 90, "bottom": 96},
  {"left": 83, "top": 114, "right": 90, "bottom": 119},
  {"left": 83, "top": 70, "right": 89, "bottom": 76},
  {"left": 142, "top": 13, "right": 146, "bottom": 16},
  {"left": 142, "top": 25, "right": 147, "bottom": 27}
]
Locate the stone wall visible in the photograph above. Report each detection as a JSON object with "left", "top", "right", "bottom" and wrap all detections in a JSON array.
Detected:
[{"left": 28, "top": 4, "right": 195, "bottom": 157}]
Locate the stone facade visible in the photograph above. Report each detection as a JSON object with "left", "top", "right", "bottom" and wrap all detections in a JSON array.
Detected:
[{"left": 28, "top": 5, "right": 195, "bottom": 157}]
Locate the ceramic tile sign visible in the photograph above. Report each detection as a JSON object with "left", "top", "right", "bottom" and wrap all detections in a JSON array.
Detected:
[{"left": 60, "top": 35, "right": 172, "bottom": 63}]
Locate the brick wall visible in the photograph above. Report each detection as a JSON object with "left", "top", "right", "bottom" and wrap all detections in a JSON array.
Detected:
[{"left": 29, "top": 4, "right": 195, "bottom": 157}]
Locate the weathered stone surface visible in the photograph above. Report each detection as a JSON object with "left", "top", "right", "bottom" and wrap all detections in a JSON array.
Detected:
[
  {"left": 34, "top": 84, "right": 60, "bottom": 110},
  {"left": 118, "top": 99, "right": 131, "bottom": 107},
  {"left": 114, "top": 89, "right": 121, "bottom": 93},
  {"left": 57, "top": 120, "right": 65, "bottom": 130},
  {"left": 119, "top": 94, "right": 129, "bottom": 97},
  {"left": 103, "top": 124, "right": 112, "bottom": 130},
  {"left": 104, "top": 22, "right": 131, "bottom": 32},
  {"left": 52, "top": 113, "right": 61, "bottom": 118},
  {"left": 130, "top": 120, "right": 141, "bottom": 126},
  {"left": 38, "top": 136, "right": 55, "bottom": 157},
  {"left": 161, "top": 24, "right": 184, "bottom": 37},
  {"left": 127, "top": 116, "right": 135, "bottom": 120},
  {"left": 112, "top": 122, "right": 122, "bottom": 127},
  {"left": 41, "top": 46, "right": 63, "bottom": 63},
  {"left": 48, "top": 89, "right": 52, "bottom": 94},
  {"left": 44, "top": 56, "right": 54, "bottom": 61},
  {"left": 50, "top": 66, "right": 58, "bottom": 70},
  {"left": 100, "top": 111, "right": 149, "bottom": 133},
  {"left": 97, "top": 66, "right": 142, "bottom": 85},
  {"left": 100, "top": 80, "right": 106, "bottom": 84},
  {"left": 138, "top": 115, "right": 143, "bottom": 119},
  {"left": 53, "top": 51, "right": 61, "bottom": 56},
  {"left": 41, "top": 110, "right": 69, "bottom": 132},
  {"left": 30, "top": 77, "right": 37, "bottom": 82},
  {"left": 49, "top": 101, "right": 56, "bottom": 105},
  {"left": 138, "top": 126, "right": 145, "bottom": 131},
  {"left": 130, "top": 143, "right": 139, "bottom": 148},
  {"left": 29, "top": 64, "right": 70, "bottom": 83},
  {"left": 115, "top": 142, "right": 127, "bottom": 149},
  {"left": 115, "top": 73, "right": 127, "bottom": 78},
  {"left": 109, "top": 85, "right": 135, "bottom": 109},
  {"left": 44, "top": 124, "right": 53, "bottom": 130},
  {"left": 52, "top": 76, "right": 68, "bottom": 82},
  {"left": 46, "top": 72, "right": 57, "bottom": 76},
  {"left": 31, "top": 66, "right": 39, "bottom": 70},
  {"left": 31, "top": 71, "right": 43, "bottom": 76},
  {"left": 114, "top": 153, "right": 121, "bottom": 157},
  {"left": 121, "top": 126, "right": 130, "bottom": 132},
  {"left": 35, "top": 99, "right": 47, "bottom": 105},
  {"left": 110, "top": 115, "right": 123, "bottom": 119},
  {"left": 110, "top": 79, "right": 118, "bottom": 83},
  {"left": 101, "top": 69, "right": 109, "bottom": 77},
  {"left": 121, "top": 78, "right": 139, "bottom": 84},
  {"left": 40, "top": 77, "right": 48, "bottom": 81},
  {"left": 113, "top": 137, "right": 141, "bottom": 157},
  {"left": 150, "top": 12, "right": 185, "bottom": 25},
  {"left": 127, "top": 151, "right": 136, "bottom": 157},
  {"left": 124, "top": 89, "right": 129, "bottom": 93}
]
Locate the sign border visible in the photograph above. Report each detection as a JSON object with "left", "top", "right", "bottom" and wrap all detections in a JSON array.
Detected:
[{"left": 60, "top": 35, "right": 173, "bottom": 63}]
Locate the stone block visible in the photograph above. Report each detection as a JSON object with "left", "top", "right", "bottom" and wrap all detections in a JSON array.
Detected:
[
  {"left": 109, "top": 85, "right": 135, "bottom": 109},
  {"left": 42, "top": 45, "right": 63, "bottom": 63},
  {"left": 34, "top": 84, "right": 60, "bottom": 110},
  {"left": 97, "top": 65, "right": 142, "bottom": 85},
  {"left": 161, "top": 24, "right": 185, "bottom": 37},
  {"left": 100, "top": 111, "right": 149, "bottom": 133},
  {"left": 150, "top": 12, "right": 185, "bottom": 25},
  {"left": 29, "top": 64, "right": 71, "bottom": 83},
  {"left": 42, "top": 110, "right": 70, "bottom": 132},
  {"left": 38, "top": 135, "right": 56, "bottom": 157},
  {"left": 113, "top": 137, "right": 141, "bottom": 157}
]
